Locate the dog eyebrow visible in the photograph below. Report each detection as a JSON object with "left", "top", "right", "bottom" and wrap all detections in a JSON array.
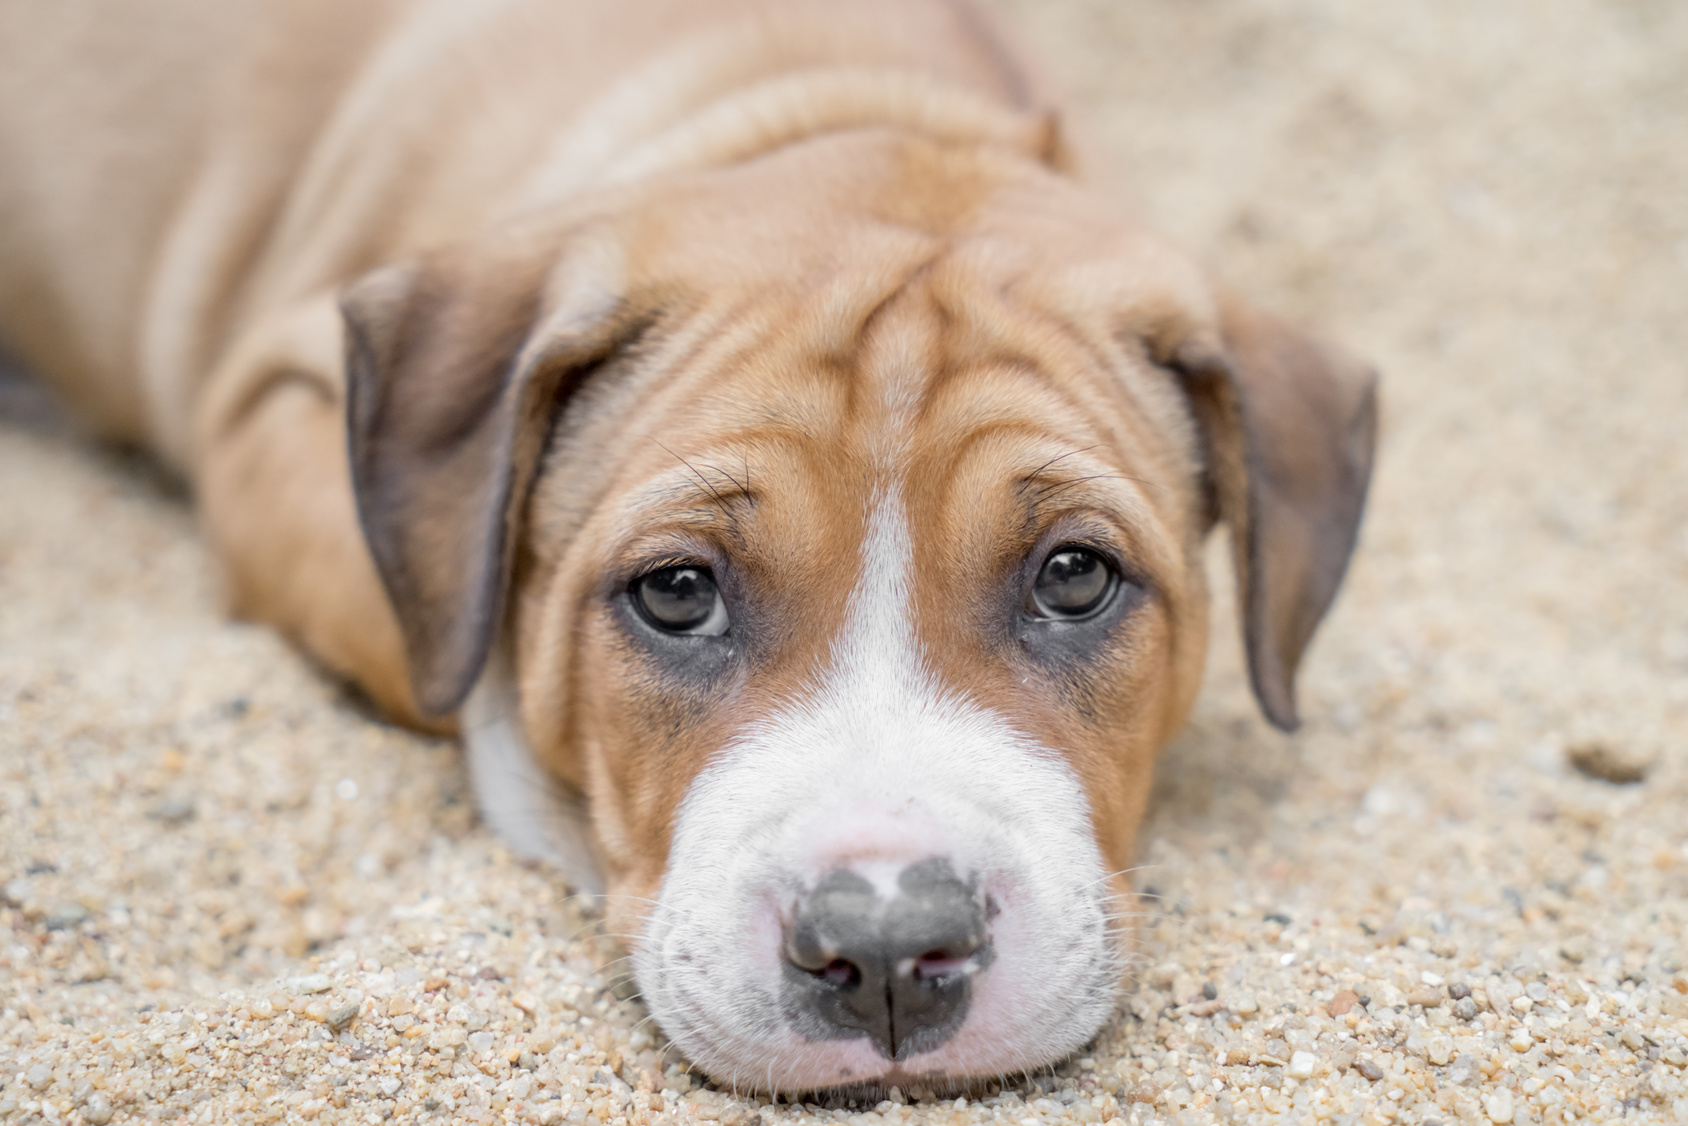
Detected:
[{"left": 650, "top": 439, "right": 757, "bottom": 514}]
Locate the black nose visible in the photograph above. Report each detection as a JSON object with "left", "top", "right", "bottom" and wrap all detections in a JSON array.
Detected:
[{"left": 781, "top": 857, "right": 990, "bottom": 1060}]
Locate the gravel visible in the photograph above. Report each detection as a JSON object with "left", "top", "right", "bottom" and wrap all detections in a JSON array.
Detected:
[{"left": 5, "top": 0, "right": 1688, "bottom": 1123}]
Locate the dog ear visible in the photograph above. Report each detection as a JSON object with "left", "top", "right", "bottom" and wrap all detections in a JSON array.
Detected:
[
  {"left": 340, "top": 246, "right": 626, "bottom": 716},
  {"left": 1170, "top": 292, "right": 1378, "bottom": 731}
]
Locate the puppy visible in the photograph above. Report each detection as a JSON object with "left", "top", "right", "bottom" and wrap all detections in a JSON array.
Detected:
[{"left": 0, "top": 0, "right": 1376, "bottom": 1094}]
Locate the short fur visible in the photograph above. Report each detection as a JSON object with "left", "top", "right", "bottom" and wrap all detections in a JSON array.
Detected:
[{"left": 0, "top": 0, "right": 1376, "bottom": 1092}]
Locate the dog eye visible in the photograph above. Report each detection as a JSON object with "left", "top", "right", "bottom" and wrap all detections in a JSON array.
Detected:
[
  {"left": 1032, "top": 547, "right": 1115, "bottom": 619},
  {"left": 632, "top": 566, "right": 729, "bottom": 635}
]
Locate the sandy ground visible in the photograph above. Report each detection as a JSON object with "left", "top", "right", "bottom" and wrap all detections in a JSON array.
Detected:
[{"left": 4, "top": 0, "right": 1688, "bottom": 1123}]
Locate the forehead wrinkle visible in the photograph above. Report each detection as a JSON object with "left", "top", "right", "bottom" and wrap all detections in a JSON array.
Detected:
[
  {"left": 925, "top": 251, "right": 1193, "bottom": 472},
  {"left": 928, "top": 430, "right": 1182, "bottom": 587}
]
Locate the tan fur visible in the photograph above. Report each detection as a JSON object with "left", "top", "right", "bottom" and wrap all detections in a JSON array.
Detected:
[{"left": 0, "top": 0, "right": 1375, "bottom": 1084}]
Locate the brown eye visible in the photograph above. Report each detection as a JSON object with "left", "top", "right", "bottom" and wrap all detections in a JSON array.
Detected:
[
  {"left": 1032, "top": 547, "right": 1114, "bottom": 619},
  {"left": 632, "top": 566, "right": 728, "bottom": 635}
]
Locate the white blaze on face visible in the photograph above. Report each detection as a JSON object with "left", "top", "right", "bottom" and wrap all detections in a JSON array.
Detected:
[{"left": 635, "top": 489, "right": 1118, "bottom": 1092}]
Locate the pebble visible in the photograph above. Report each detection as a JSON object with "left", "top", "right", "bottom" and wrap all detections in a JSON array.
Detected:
[
  {"left": 289, "top": 972, "right": 332, "bottom": 994},
  {"left": 44, "top": 901, "right": 90, "bottom": 930},
  {"left": 326, "top": 1001, "right": 360, "bottom": 1030},
  {"left": 83, "top": 1092, "right": 113, "bottom": 1124},
  {"left": 1566, "top": 740, "right": 1651, "bottom": 784},
  {"left": 379, "top": 1077, "right": 402, "bottom": 1096},
  {"left": 1484, "top": 1087, "right": 1516, "bottom": 1123},
  {"left": 1407, "top": 988, "right": 1444, "bottom": 1008},
  {"left": 146, "top": 795, "right": 197, "bottom": 824},
  {"left": 1, "top": 877, "right": 30, "bottom": 907},
  {"left": 26, "top": 1063, "right": 53, "bottom": 1089},
  {"left": 1355, "top": 1058, "right": 1384, "bottom": 1082},
  {"left": 1327, "top": 989, "right": 1361, "bottom": 1016},
  {"left": 1287, "top": 1051, "right": 1316, "bottom": 1079},
  {"left": 1509, "top": 993, "right": 1534, "bottom": 1014},
  {"left": 1427, "top": 1036, "right": 1454, "bottom": 1065}
]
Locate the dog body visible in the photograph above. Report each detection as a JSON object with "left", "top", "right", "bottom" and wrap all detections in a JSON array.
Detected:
[{"left": 0, "top": 0, "right": 1376, "bottom": 1093}]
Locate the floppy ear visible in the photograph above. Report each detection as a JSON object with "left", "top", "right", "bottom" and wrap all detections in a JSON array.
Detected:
[
  {"left": 340, "top": 246, "right": 626, "bottom": 716},
  {"left": 1171, "top": 292, "right": 1379, "bottom": 731}
]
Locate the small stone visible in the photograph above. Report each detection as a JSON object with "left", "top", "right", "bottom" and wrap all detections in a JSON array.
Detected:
[
  {"left": 379, "top": 1077, "right": 402, "bottom": 1097},
  {"left": 1420, "top": 971, "right": 1444, "bottom": 986},
  {"left": 326, "top": 1002, "right": 360, "bottom": 1030},
  {"left": 1, "top": 877, "right": 30, "bottom": 907},
  {"left": 1408, "top": 988, "right": 1444, "bottom": 1008},
  {"left": 304, "top": 1000, "right": 329, "bottom": 1022},
  {"left": 1454, "top": 997, "right": 1479, "bottom": 1021},
  {"left": 1448, "top": 983, "right": 1472, "bottom": 1000},
  {"left": 1355, "top": 1059, "right": 1384, "bottom": 1082},
  {"left": 1448, "top": 1055, "right": 1481, "bottom": 1086},
  {"left": 386, "top": 996, "right": 412, "bottom": 1017},
  {"left": 26, "top": 1063, "right": 53, "bottom": 1089},
  {"left": 290, "top": 972, "right": 332, "bottom": 995},
  {"left": 1230, "top": 993, "right": 1259, "bottom": 1017},
  {"left": 1225, "top": 1048, "right": 1250, "bottom": 1066},
  {"left": 1484, "top": 1087, "right": 1515, "bottom": 1123},
  {"left": 44, "top": 901, "right": 90, "bottom": 930},
  {"left": 519, "top": 1051, "right": 541, "bottom": 1070},
  {"left": 1509, "top": 1030, "right": 1533, "bottom": 1053},
  {"left": 1660, "top": 1047, "right": 1687, "bottom": 1069},
  {"left": 469, "top": 1030, "right": 495, "bottom": 1054},
  {"left": 1426, "top": 1036, "right": 1454, "bottom": 1065},
  {"left": 1566, "top": 740, "right": 1650, "bottom": 784},
  {"left": 146, "top": 795, "right": 197, "bottom": 824},
  {"left": 476, "top": 966, "right": 503, "bottom": 981},
  {"left": 1287, "top": 1051, "right": 1316, "bottom": 1079},
  {"left": 1127, "top": 1083, "right": 1158, "bottom": 1104},
  {"left": 84, "top": 1092, "right": 114, "bottom": 1124},
  {"left": 1509, "top": 994, "right": 1534, "bottom": 1014},
  {"left": 1559, "top": 936, "right": 1591, "bottom": 964},
  {"left": 1201, "top": 982, "right": 1218, "bottom": 1001},
  {"left": 1328, "top": 990, "right": 1361, "bottom": 1016}
]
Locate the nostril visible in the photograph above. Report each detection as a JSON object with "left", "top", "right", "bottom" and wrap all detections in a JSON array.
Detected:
[
  {"left": 912, "top": 949, "right": 972, "bottom": 980},
  {"left": 816, "top": 958, "right": 861, "bottom": 988}
]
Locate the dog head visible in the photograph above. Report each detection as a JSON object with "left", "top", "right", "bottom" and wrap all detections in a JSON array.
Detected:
[{"left": 340, "top": 132, "right": 1376, "bottom": 1092}]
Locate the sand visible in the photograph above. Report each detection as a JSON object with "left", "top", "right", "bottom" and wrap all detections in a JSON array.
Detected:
[{"left": 4, "top": 0, "right": 1688, "bottom": 1122}]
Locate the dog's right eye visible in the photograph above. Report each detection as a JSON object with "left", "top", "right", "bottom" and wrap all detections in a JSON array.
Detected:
[{"left": 631, "top": 566, "right": 729, "bottom": 635}]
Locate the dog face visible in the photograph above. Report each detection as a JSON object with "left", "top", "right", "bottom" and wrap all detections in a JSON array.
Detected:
[{"left": 341, "top": 135, "right": 1375, "bottom": 1092}]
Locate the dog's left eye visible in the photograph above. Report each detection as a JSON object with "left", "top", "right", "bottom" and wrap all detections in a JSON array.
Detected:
[
  {"left": 631, "top": 566, "right": 730, "bottom": 635},
  {"left": 1031, "top": 546, "right": 1116, "bottom": 619}
]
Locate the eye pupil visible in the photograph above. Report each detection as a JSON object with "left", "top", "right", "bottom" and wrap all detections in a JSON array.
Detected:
[
  {"left": 634, "top": 566, "right": 721, "bottom": 632},
  {"left": 1033, "top": 548, "right": 1114, "bottom": 618}
]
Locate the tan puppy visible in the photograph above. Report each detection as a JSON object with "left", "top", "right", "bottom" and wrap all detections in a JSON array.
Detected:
[{"left": 0, "top": 0, "right": 1376, "bottom": 1093}]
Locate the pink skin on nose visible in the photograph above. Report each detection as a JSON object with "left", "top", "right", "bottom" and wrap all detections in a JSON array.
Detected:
[{"left": 788, "top": 795, "right": 963, "bottom": 891}]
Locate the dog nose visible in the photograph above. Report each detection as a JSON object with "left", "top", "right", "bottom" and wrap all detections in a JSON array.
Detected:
[{"left": 781, "top": 857, "right": 989, "bottom": 1060}]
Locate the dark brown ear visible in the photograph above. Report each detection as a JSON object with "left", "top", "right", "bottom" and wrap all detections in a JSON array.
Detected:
[
  {"left": 341, "top": 248, "right": 625, "bottom": 716},
  {"left": 1172, "top": 292, "right": 1379, "bottom": 731}
]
